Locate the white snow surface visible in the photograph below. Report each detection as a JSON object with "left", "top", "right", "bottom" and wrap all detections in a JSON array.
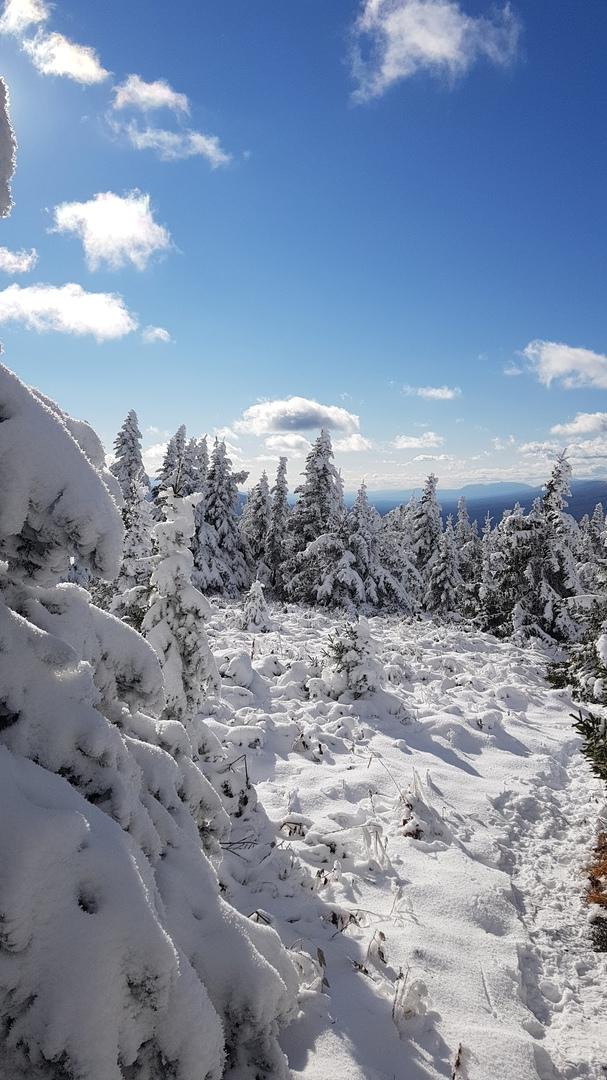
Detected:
[{"left": 204, "top": 603, "right": 607, "bottom": 1080}]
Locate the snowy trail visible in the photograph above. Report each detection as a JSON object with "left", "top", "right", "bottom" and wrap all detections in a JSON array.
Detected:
[{"left": 207, "top": 607, "right": 607, "bottom": 1080}]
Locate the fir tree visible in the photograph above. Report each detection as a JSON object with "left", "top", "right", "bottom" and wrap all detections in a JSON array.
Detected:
[
  {"left": 240, "top": 579, "right": 273, "bottom": 631},
  {"left": 240, "top": 471, "right": 272, "bottom": 575},
  {"left": 110, "top": 408, "right": 148, "bottom": 498},
  {"left": 424, "top": 516, "right": 462, "bottom": 614},
  {"left": 346, "top": 481, "right": 415, "bottom": 610},
  {"left": 143, "top": 489, "right": 220, "bottom": 724},
  {"left": 156, "top": 423, "right": 187, "bottom": 497},
  {"left": 411, "top": 473, "right": 442, "bottom": 580},
  {"left": 287, "top": 429, "right": 344, "bottom": 556},
  {"left": 192, "top": 439, "right": 250, "bottom": 596},
  {"left": 266, "top": 456, "right": 290, "bottom": 594}
]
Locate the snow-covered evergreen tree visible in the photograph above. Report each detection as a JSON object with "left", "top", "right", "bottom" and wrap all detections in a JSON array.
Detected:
[
  {"left": 155, "top": 422, "right": 187, "bottom": 497},
  {"left": 240, "top": 578, "right": 273, "bottom": 631},
  {"left": 0, "top": 363, "right": 298, "bottom": 1080},
  {"left": 193, "top": 439, "right": 250, "bottom": 596},
  {"left": 287, "top": 429, "right": 344, "bottom": 556},
  {"left": 379, "top": 496, "right": 422, "bottom": 610},
  {"left": 321, "top": 617, "right": 383, "bottom": 699},
  {"left": 110, "top": 408, "right": 148, "bottom": 497},
  {"left": 144, "top": 489, "right": 220, "bottom": 722},
  {"left": 110, "top": 477, "right": 156, "bottom": 629},
  {"left": 266, "top": 456, "right": 290, "bottom": 594},
  {"left": 241, "top": 471, "right": 272, "bottom": 577},
  {"left": 424, "top": 516, "right": 462, "bottom": 614},
  {"left": 411, "top": 473, "right": 442, "bottom": 580},
  {"left": 346, "top": 481, "right": 414, "bottom": 610}
]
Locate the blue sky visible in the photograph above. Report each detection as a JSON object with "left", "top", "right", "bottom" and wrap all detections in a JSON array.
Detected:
[{"left": 0, "top": 0, "right": 606, "bottom": 491}]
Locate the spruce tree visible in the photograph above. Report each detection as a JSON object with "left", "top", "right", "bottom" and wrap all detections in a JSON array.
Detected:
[
  {"left": 411, "top": 473, "right": 442, "bottom": 581},
  {"left": 240, "top": 471, "right": 272, "bottom": 575},
  {"left": 110, "top": 408, "right": 148, "bottom": 498},
  {"left": 424, "top": 516, "right": 462, "bottom": 614},
  {"left": 266, "top": 456, "right": 290, "bottom": 594},
  {"left": 156, "top": 423, "right": 187, "bottom": 497},
  {"left": 193, "top": 439, "right": 250, "bottom": 596},
  {"left": 144, "top": 489, "right": 220, "bottom": 723}
]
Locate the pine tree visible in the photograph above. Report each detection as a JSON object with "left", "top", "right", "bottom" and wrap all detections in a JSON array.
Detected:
[
  {"left": 110, "top": 408, "right": 148, "bottom": 498},
  {"left": 144, "top": 489, "right": 220, "bottom": 725},
  {"left": 156, "top": 423, "right": 187, "bottom": 497},
  {"left": 287, "top": 429, "right": 344, "bottom": 556},
  {"left": 424, "top": 516, "right": 462, "bottom": 614},
  {"left": 240, "top": 471, "right": 272, "bottom": 576},
  {"left": 346, "top": 481, "right": 415, "bottom": 610},
  {"left": 240, "top": 579, "right": 272, "bottom": 631},
  {"left": 193, "top": 439, "right": 250, "bottom": 596},
  {"left": 411, "top": 473, "right": 442, "bottom": 581},
  {"left": 322, "top": 617, "right": 383, "bottom": 699},
  {"left": 379, "top": 496, "right": 422, "bottom": 610},
  {"left": 110, "top": 478, "right": 155, "bottom": 630},
  {"left": 266, "top": 456, "right": 290, "bottom": 594}
]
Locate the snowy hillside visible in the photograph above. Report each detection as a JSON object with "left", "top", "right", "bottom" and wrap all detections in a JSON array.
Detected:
[{"left": 202, "top": 604, "right": 607, "bottom": 1080}]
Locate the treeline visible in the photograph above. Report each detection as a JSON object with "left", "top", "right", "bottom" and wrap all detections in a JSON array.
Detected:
[{"left": 100, "top": 411, "right": 607, "bottom": 655}]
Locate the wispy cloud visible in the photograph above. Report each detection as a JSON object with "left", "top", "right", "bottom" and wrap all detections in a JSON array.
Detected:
[
  {"left": 112, "top": 74, "right": 189, "bottom": 115},
  {"left": 392, "top": 430, "right": 444, "bottom": 449},
  {"left": 0, "top": 282, "right": 137, "bottom": 340},
  {"left": 23, "top": 30, "right": 108, "bottom": 84},
  {"left": 235, "top": 396, "right": 360, "bottom": 435},
  {"left": 503, "top": 361, "right": 523, "bottom": 376},
  {"left": 523, "top": 340, "right": 607, "bottom": 390},
  {"left": 401, "top": 383, "right": 461, "bottom": 400},
  {"left": 52, "top": 190, "right": 171, "bottom": 271},
  {"left": 120, "top": 122, "right": 231, "bottom": 167},
  {"left": 351, "top": 0, "right": 520, "bottom": 103},
  {"left": 0, "top": 245, "right": 37, "bottom": 273},
  {"left": 411, "top": 452, "right": 454, "bottom": 462},
  {"left": 141, "top": 325, "right": 171, "bottom": 344}
]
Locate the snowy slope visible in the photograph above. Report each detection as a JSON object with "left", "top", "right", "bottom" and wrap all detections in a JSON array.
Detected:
[{"left": 204, "top": 605, "right": 607, "bottom": 1080}]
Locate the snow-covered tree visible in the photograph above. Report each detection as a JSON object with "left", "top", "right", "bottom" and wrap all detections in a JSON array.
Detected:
[
  {"left": 241, "top": 471, "right": 272, "bottom": 576},
  {"left": 266, "top": 456, "right": 290, "bottom": 594},
  {"left": 287, "top": 429, "right": 344, "bottom": 557},
  {"left": 0, "top": 363, "right": 298, "bottom": 1080},
  {"left": 155, "top": 423, "right": 186, "bottom": 496},
  {"left": 110, "top": 477, "right": 156, "bottom": 629},
  {"left": 193, "top": 438, "right": 250, "bottom": 596},
  {"left": 110, "top": 408, "right": 148, "bottom": 498},
  {"left": 346, "top": 481, "right": 414, "bottom": 610},
  {"left": 379, "top": 496, "right": 422, "bottom": 610},
  {"left": 144, "top": 489, "right": 220, "bottom": 722},
  {"left": 424, "top": 516, "right": 462, "bottom": 614},
  {"left": 321, "top": 617, "right": 383, "bottom": 699},
  {"left": 411, "top": 473, "right": 442, "bottom": 580},
  {"left": 240, "top": 579, "right": 273, "bottom": 631}
]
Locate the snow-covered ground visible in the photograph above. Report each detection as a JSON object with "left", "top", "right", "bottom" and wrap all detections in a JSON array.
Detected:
[{"left": 205, "top": 605, "right": 607, "bottom": 1080}]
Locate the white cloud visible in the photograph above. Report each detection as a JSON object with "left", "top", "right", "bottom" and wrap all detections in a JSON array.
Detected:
[
  {"left": 551, "top": 412, "right": 607, "bottom": 438},
  {"left": 23, "top": 30, "right": 109, "bottom": 84},
  {"left": 122, "top": 123, "right": 231, "bottom": 167},
  {"left": 52, "top": 191, "right": 171, "bottom": 271},
  {"left": 141, "top": 325, "right": 171, "bottom": 344},
  {"left": 264, "top": 433, "right": 312, "bottom": 455},
  {"left": 401, "top": 383, "right": 461, "bottom": 400},
  {"left": 143, "top": 440, "right": 167, "bottom": 473},
  {"left": 351, "top": 0, "right": 520, "bottom": 102},
  {"left": 236, "top": 396, "right": 360, "bottom": 436},
  {"left": 503, "top": 361, "right": 523, "bottom": 376},
  {"left": 215, "top": 425, "right": 239, "bottom": 441},
  {"left": 491, "top": 434, "right": 516, "bottom": 451},
  {"left": 0, "top": 78, "right": 16, "bottom": 219},
  {"left": 112, "top": 74, "right": 189, "bottom": 115},
  {"left": 333, "top": 433, "right": 374, "bottom": 452},
  {"left": 0, "top": 0, "right": 48, "bottom": 36},
  {"left": 411, "top": 452, "right": 454, "bottom": 462},
  {"left": 392, "top": 430, "right": 444, "bottom": 449},
  {"left": 0, "top": 246, "right": 38, "bottom": 273},
  {"left": 0, "top": 282, "right": 137, "bottom": 340},
  {"left": 519, "top": 440, "right": 559, "bottom": 456},
  {"left": 523, "top": 340, "right": 607, "bottom": 390}
]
